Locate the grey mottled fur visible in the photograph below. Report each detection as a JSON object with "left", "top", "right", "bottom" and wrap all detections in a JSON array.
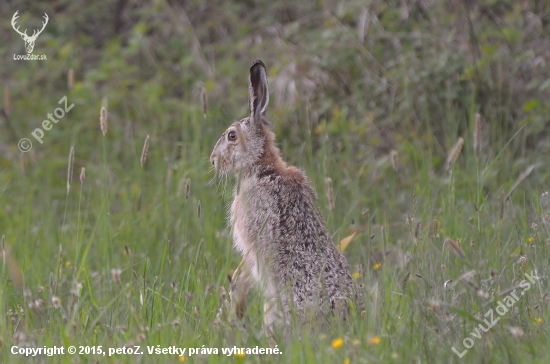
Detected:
[{"left": 210, "top": 60, "right": 360, "bottom": 337}]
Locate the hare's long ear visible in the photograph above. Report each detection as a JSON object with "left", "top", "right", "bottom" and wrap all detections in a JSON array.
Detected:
[{"left": 248, "top": 60, "right": 269, "bottom": 127}]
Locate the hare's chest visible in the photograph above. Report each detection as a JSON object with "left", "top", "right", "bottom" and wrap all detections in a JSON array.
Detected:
[
  {"left": 231, "top": 195, "right": 249, "bottom": 253},
  {"left": 230, "top": 195, "right": 259, "bottom": 277}
]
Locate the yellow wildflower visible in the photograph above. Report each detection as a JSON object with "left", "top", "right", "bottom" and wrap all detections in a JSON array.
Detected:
[
  {"left": 331, "top": 338, "right": 344, "bottom": 349},
  {"left": 352, "top": 272, "right": 361, "bottom": 278},
  {"left": 178, "top": 355, "right": 185, "bottom": 362},
  {"left": 368, "top": 336, "right": 381, "bottom": 345},
  {"left": 373, "top": 263, "right": 382, "bottom": 270}
]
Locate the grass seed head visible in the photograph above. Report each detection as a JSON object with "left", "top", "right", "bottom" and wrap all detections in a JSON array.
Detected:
[
  {"left": 445, "top": 137, "right": 464, "bottom": 171},
  {"left": 504, "top": 165, "right": 535, "bottom": 201},
  {"left": 185, "top": 178, "right": 191, "bottom": 199},
  {"left": 390, "top": 149, "right": 398, "bottom": 171},
  {"left": 201, "top": 87, "right": 208, "bottom": 116},
  {"left": 325, "top": 177, "right": 334, "bottom": 212},
  {"left": 67, "top": 146, "right": 74, "bottom": 194},
  {"left": 140, "top": 135, "right": 150, "bottom": 167},
  {"left": 68, "top": 69, "right": 74, "bottom": 90},
  {"left": 100, "top": 106, "right": 108, "bottom": 136},
  {"left": 473, "top": 112, "right": 481, "bottom": 155},
  {"left": 79, "top": 167, "right": 85, "bottom": 183},
  {"left": 402, "top": 271, "right": 411, "bottom": 290},
  {"left": 445, "top": 237, "right": 466, "bottom": 259},
  {"left": 414, "top": 221, "right": 422, "bottom": 239},
  {"left": 49, "top": 272, "right": 55, "bottom": 292}
]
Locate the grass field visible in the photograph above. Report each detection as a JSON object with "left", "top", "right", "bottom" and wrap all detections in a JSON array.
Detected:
[
  {"left": 1, "top": 85, "right": 549, "bottom": 363},
  {"left": 1, "top": 1, "right": 550, "bottom": 363}
]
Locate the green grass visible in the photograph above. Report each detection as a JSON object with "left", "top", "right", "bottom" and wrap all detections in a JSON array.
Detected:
[
  {"left": 1, "top": 88, "right": 549, "bottom": 363},
  {"left": 1, "top": 1, "right": 550, "bottom": 362}
]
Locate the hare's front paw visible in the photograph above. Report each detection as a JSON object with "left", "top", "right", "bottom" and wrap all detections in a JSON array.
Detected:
[
  {"left": 215, "top": 287, "right": 248, "bottom": 341},
  {"left": 215, "top": 261, "right": 253, "bottom": 325},
  {"left": 229, "top": 260, "right": 253, "bottom": 319},
  {"left": 214, "top": 286, "right": 231, "bottom": 323}
]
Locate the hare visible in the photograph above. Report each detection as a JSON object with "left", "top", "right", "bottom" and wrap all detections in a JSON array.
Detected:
[{"left": 210, "top": 60, "right": 361, "bottom": 339}]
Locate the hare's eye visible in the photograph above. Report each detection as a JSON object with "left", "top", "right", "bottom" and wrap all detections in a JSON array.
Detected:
[{"left": 228, "top": 131, "right": 237, "bottom": 141}]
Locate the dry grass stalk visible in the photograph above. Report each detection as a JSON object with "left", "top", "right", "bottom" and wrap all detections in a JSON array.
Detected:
[
  {"left": 2, "top": 235, "right": 23, "bottom": 289},
  {"left": 381, "top": 225, "right": 387, "bottom": 261},
  {"left": 140, "top": 135, "right": 150, "bottom": 167},
  {"left": 100, "top": 107, "right": 108, "bottom": 136},
  {"left": 4, "top": 85, "right": 11, "bottom": 116},
  {"left": 402, "top": 271, "right": 411, "bottom": 290},
  {"left": 456, "top": 270, "right": 479, "bottom": 290},
  {"left": 67, "top": 146, "right": 74, "bottom": 194},
  {"left": 185, "top": 178, "right": 191, "bottom": 199},
  {"left": 445, "top": 237, "right": 465, "bottom": 259},
  {"left": 136, "top": 192, "right": 142, "bottom": 211},
  {"left": 504, "top": 165, "right": 535, "bottom": 201},
  {"left": 1, "top": 234, "right": 4, "bottom": 269},
  {"left": 197, "top": 200, "right": 201, "bottom": 219},
  {"left": 29, "top": 149, "right": 36, "bottom": 164},
  {"left": 80, "top": 167, "right": 86, "bottom": 183},
  {"left": 165, "top": 168, "right": 173, "bottom": 190},
  {"left": 337, "top": 232, "right": 356, "bottom": 252},
  {"left": 201, "top": 87, "right": 208, "bottom": 116},
  {"left": 445, "top": 137, "right": 464, "bottom": 171},
  {"left": 49, "top": 272, "right": 56, "bottom": 294},
  {"left": 414, "top": 221, "right": 422, "bottom": 240},
  {"left": 357, "top": 8, "right": 369, "bottom": 43},
  {"left": 68, "top": 69, "right": 74, "bottom": 90},
  {"left": 473, "top": 112, "right": 481, "bottom": 155},
  {"left": 325, "top": 177, "right": 334, "bottom": 212}
]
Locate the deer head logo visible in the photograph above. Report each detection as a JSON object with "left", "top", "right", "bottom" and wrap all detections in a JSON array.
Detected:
[{"left": 11, "top": 11, "right": 49, "bottom": 54}]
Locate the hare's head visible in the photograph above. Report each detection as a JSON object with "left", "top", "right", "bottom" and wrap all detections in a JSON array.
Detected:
[{"left": 210, "top": 60, "right": 271, "bottom": 176}]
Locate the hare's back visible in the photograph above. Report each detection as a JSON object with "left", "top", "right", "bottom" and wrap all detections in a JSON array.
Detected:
[{"left": 260, "top": 167, "right": 332, "bottom": 249}]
